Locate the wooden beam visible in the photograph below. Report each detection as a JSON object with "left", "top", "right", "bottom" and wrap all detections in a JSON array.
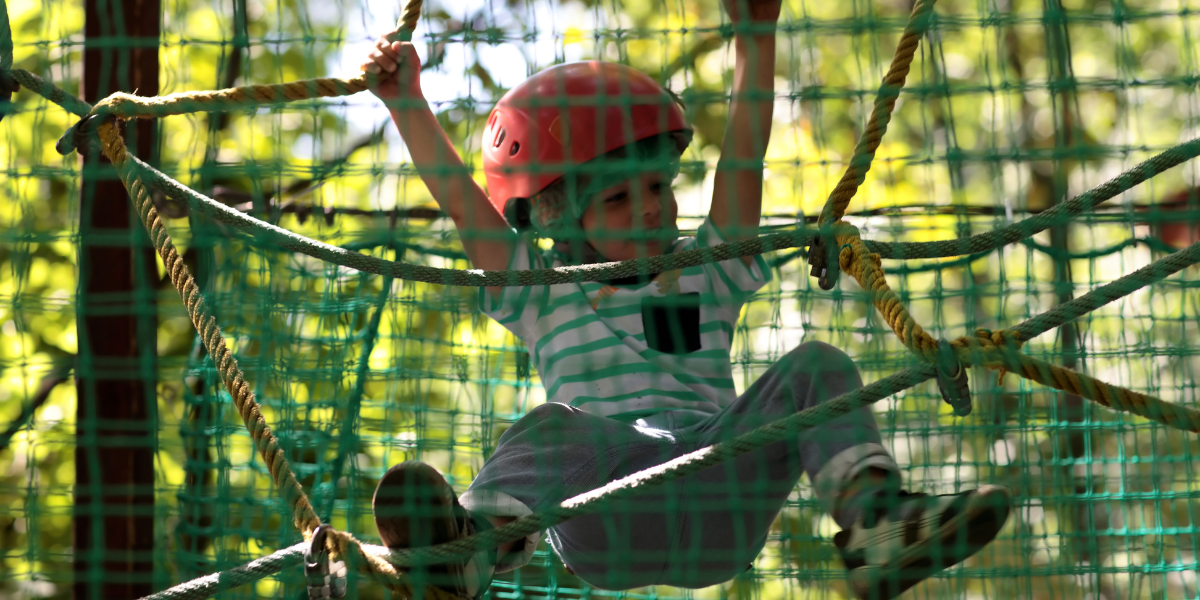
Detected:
[{"left": 75, "top": 0, "right": 160, "bottom": 596}]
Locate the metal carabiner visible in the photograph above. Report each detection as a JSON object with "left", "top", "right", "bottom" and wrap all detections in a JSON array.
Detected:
[
  {"left": 935, "top": 339, "right": 972, "bottom": 417},
  {"left": 305, "top": 524, "right": 347, "bottom": 600}
]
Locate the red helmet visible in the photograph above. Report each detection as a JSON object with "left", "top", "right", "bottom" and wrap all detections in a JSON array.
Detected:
[{"left": 482, "top": 61, "right": 690, "bottom": 218}]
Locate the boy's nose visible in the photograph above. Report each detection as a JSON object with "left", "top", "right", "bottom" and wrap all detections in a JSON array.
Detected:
[{"left": 641, "top": 193, "right": 661, "bottom": 217}]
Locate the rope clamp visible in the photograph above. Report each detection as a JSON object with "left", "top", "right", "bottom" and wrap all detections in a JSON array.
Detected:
[
  {"left": 305, "top": 524, "right": 347, "bottom": 600},
  {"left": 808, "top": 233, "right": 841, "bottom": 290},
  {"left": 935, "top": 339, "right": 972, "bottom": 416},
  {"left": 55, "top": 113, "right": 100, "bottom": 156}
]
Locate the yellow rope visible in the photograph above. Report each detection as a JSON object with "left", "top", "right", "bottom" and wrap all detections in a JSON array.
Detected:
[
  {"left": 97, "top": 120, "right": 322, "bottom": 536},
  {"left": 90, "top": 77, "right": 370, "bottom": 119},
  {"left": 816, "top": 0, "right": 936, "bottom": 228}
]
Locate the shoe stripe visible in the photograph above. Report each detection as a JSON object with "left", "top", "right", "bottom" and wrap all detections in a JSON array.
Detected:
[{"left": 848, "top": 514, "right": 942, "bottom": 550}]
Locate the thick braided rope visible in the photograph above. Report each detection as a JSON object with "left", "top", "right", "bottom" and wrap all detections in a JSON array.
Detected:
[
  {"left": 129, "top": 135, "right": 1200, "bottom": 279},
  {"left": 12, "top": 41, "right": 1200, "bottom": 284},
  {"left": 817, "top": 0, "right": 936, "bottom": 227},
  {"left": 1011, "top": 236, "right": 1200, "bottom": 341},
  {"left": 830, "top": 223, "right": 1200, "bottom": 433},
  {"left": 137, "top": 543, "right": 307, "bottom": 600},
  {"left": 91, "top": 78, "right": 369, "bottom": 119},
  {"left": 9, "top": 68, "right": 93, "bottom": 116},
  {"left": 951, "top": 334, "right": 1200, "bottom": 432},
  {"left": 873, "top": 138, "right": 1200, "bottom": 260},
  {"left": 78, "top": 0, "right": 420, "bottom": 121},
  {"left": 96, "top": 120, "right": 321, "bottom": 537},
  {"left": 131, "top": 150, "right": 815, "bottom": 285},
  {"left": 399, "top": 0, "right": 422, "bottom": 33},
  {"left": 835, "top": 224, "right": 943, "bottom": 360}
]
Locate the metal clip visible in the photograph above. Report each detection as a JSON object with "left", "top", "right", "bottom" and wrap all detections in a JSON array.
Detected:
[
  {"left": 807, "top": 234, "right": 840, "bottom": 290},
  {"left": 935, "top": 339, "right": 972, "bottom": 416},
  {"left": 305, "top": 524, "right": 347, "bottom": 600},
  {"left": 55, "top": 113, "right": 100, "bottom": 156}
]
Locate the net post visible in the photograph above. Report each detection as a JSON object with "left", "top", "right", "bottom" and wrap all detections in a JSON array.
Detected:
[{"left": 74, "top": 0, "right": 160, "bottom": 597}]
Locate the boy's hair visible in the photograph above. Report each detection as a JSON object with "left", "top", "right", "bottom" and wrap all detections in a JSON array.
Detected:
[{"left": 506, "top": 131, "right": 692, "bottom": 242}]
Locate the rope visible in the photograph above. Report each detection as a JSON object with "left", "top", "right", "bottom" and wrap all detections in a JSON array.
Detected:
[
  {"left": 138, "top": 543, "right": 306, "bottom": 600},
  {"left": 126, "top": 135, "right": 1200, "bottom": 281},
  {"left": 131, "top": 151, "right": 817, "bottom": 285},
  {"left": 872, "top": 137, "right": 1200, "bottom": 260},
  {"left": 90, "top": 77, "right": 369, "bottom": 119},
  {"left": 96, "top": 120, "right": 322, "bottom": 537},
  {"left": 817, "top": 0, "right": 937, "bottom": 228}
]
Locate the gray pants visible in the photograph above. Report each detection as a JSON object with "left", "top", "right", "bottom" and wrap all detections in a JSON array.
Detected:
[{"left": 467, "top": 341, "right": 898, "bottom": 590}]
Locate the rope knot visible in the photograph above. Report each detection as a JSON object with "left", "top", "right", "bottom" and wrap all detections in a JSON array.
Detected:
[
  {"left": 974, "top": 328, "right": 1023, "bottom": 350},
  {"left": 89, "top": 91, "right": 140, "bottom": 119},
  {"left": 960, "top": 328, "right": 1027, "bottom": 384}
]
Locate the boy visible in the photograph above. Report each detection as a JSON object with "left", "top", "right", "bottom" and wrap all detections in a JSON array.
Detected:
[{"left": 361, "top": 2, "right": 1010, "bottom": 598}]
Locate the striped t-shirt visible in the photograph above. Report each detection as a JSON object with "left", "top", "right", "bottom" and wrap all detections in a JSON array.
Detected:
[{"left": 479, "top": 219, "right": 772, "bottom": 421}]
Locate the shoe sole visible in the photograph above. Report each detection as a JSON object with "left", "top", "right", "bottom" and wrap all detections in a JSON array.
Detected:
[
  {"left": 374, "top": 461, "right": 463, "bottom": 548},
  {"left": 373, "top": 461, "right": 472, "bottom": 595},
  {"left": 848, "top": 484, "right": 1011, "bottom": 600}
]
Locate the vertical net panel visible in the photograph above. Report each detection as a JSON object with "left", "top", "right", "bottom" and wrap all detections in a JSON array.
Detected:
[
  {"left": 1, "top": 0, "right": 85, "bottom": 596},
  {"left": 1, "top": 0, "right": 1199, "bottom": 599}
]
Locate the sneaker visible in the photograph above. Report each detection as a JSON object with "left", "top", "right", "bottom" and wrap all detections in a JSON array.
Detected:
[
  {"left": 833, "top": 484, "right": 1011, "bottom": 600},
  {"left": 373, "top": 461, "right": 496, "bottom": 599}
]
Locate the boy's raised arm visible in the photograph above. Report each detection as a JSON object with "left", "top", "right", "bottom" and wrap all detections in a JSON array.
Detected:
[
  {"left": 364, "top": 35, "right": 517, "bottom": 281},
  {"left": 709, "top": 0, "right": 781, "bottom": 262}
]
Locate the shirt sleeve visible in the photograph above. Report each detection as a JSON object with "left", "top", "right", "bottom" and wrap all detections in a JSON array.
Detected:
[
  {"left": 694, "top": 218, "right": 773, "bottom": 308},
  {"left": 477, "top": 240, "right": 548, "bottom": 340}
]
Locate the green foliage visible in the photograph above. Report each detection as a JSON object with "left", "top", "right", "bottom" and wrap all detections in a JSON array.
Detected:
[{"left": 3, "top": 0, "right": 1200, "bottom": 598}]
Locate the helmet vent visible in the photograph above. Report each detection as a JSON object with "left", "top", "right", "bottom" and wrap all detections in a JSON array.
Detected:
[
  {"left": 509, "top": 141, "right": 520, "bottom": 156},
  {"left": 493, "top": 128, "right": 507, "bottom": 149}
]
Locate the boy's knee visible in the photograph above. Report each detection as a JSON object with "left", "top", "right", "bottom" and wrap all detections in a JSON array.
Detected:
[
  {"left": 527, "top": 402, "right": 576, "bottom": 421},
  {"left": 779, "top": 341, "right": 857, "bottom": 377},
  {"left": 497, "top": 402, "right": 580, "bottom": 445}
]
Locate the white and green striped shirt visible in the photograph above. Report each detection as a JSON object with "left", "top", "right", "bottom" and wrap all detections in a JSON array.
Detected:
[{"left": 480, "top": 219, "right": 772, "bottom": 421}]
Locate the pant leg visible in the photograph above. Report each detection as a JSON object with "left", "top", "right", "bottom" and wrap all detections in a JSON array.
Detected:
[
  {"left": 466, "top": 402, "right": 687, "bottom": 590},
  {"left": 659, "top": 341, "right": 899, "bottom": 588}
]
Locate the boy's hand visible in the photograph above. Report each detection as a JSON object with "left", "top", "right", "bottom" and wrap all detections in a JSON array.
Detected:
[
  {"left": 361, "top": 35, "right": 423, "bottom": 102},
  {"left": 723, "top": 0, "right": 783, "bottom": 38}
]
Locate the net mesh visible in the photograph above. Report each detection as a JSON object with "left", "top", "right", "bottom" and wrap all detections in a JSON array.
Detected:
[{"left": 3, "top": 0, "right": 1200, "bottom": 598}]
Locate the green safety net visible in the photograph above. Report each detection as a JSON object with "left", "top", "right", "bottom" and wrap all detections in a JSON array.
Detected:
[{"left": 2, "top": 0, "right": 1200, "bottom": 598}]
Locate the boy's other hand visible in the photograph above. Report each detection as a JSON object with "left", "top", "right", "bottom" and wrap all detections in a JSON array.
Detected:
[
  {"left": 362, "top": 36, "right": 423, "bottom": 102},
  {"left": 723, "top": 0, "right": 782, "bottom": 36}
]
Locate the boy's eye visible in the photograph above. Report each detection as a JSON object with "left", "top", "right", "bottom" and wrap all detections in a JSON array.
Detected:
[{"left": 604, "top": 192, "right": 628, "bottom": 205}]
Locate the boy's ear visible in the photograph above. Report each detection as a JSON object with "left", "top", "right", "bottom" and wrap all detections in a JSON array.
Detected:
[{"left": 503, "top": 197, "right": 533, "bottom": 231}]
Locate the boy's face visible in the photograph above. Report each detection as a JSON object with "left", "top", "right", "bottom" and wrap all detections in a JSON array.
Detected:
[{"left": 579, "top": 172, "right": 678, "bottom": 261}]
